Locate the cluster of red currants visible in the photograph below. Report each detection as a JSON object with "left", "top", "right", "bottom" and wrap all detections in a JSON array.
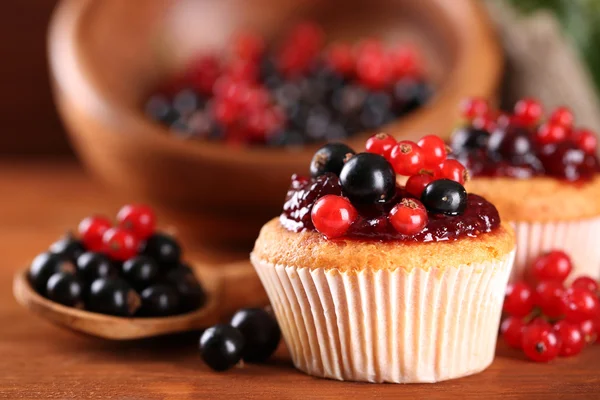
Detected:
[{"left": 501, "top": 250, "right": 600, "bottom": 362}]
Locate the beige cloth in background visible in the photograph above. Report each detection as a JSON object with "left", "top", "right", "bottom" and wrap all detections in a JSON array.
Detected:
[{"left": 485, "top": 1, "right": 600, "bottom": 133}]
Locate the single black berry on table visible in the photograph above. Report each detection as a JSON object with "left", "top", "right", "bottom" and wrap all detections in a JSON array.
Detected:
[
  {"left": 339, "top": 153, "right": 396, "bottom": 204},
  {"left": 76, "top": 252, "right": 117, "bottom": 284},
  {"left": 420, "top": 179, "right": 467, "bottom": 216},
  {"left": 450, "top": 126, "right": 490, "bottom": 153},
  {"left": 139, "top": 284, "right": 181, "bottom": 317},
  {"left": 88, "top": 278, "right": 141, "bottom": 317},
  {"left": 230, "top": 308, "right": 281, "bottom": 362},
  {"left": 46, "top": 272, "right": 84, "bottom": 308},
  {"left": 309, "top": 143, "right": 356, "bottom": 178},
  {"left": 49, "top": 233, "right": 85, "bottom": 263},
  {"left": 199, "top": 324, "right": 246, "bottom": 372},
  {"left": 122, "top": 256, "right": 159, "bottom": 290},
  {"left": 28, "top": 252, "right": 75, "bottom": 295},
  {"left": 141, "top": 233, "right": 181, "bottom": 267},
  {"left": 165, "top": 266, "right": 207, "bottom": 312}
]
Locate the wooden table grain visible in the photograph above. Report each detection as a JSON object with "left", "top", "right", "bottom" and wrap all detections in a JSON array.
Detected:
[{"left": 1, "top": 162, "right": 599, "bottom": 399}]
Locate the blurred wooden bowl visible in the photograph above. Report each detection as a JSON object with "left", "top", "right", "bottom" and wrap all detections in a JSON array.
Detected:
[{"left": 48, "top": 0, "right": 502, "bottom": 249}]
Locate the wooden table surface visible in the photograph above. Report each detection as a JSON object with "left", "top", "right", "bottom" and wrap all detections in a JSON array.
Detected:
[{"left": 1, "top": 161, "right": 599, "bottom": 399}]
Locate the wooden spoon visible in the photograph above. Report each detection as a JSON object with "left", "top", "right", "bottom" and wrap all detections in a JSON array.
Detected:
[{"left": 13, "top": 266, "right": 223, "bottom": 340}]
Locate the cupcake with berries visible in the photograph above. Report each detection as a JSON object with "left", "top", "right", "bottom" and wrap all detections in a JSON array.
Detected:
[
  {"left": 251, "top": 134, "right": 516, "bottom": 383},
  {"left": 450, "top": 98, "right": 600, "bottom": 282}
]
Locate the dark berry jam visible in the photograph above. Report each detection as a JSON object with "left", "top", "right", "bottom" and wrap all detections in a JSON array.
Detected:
[
  {"left": 450, "top": 124, "right": 600, "bottom": 182},
  {"left": 280, "top": 174, "right": 500, "bottom": 242}
]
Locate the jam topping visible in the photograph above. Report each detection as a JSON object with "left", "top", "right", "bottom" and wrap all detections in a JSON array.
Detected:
[
  {"left": 280, "top": 174, "right": 499, "bottom": 242},
  {"left": 451, "top": 98, "right": 600, "bottom": 182}
]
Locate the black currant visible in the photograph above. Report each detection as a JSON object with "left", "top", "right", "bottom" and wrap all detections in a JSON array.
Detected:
[
  {"left": 28, "top": 252, "right": 75, "bottom": 295},
  {"left": 46, "top": 272, "right": 84, "bottom": 308},
  {"left": 487, "top": 125, "right": 534, "bottom": 162},
  {"left": 122, "top": 256, "right": 160, "bottom": 290},
  {"left": 392, "top": 78, "right": 432, "bottom": 114},
  {"left": 230, "top": 308, "right": 281, "bottom": 362},
  {"left": 139, "top": 284, "right": 180, "bottom": 317},
  {"left": 141, "top": 233, "right": 181, "bottom": 267},
  {"left": 199, "top": 324, "right": 245, "bottom": 372},
  {"left": 339, "top": 153, "right": 396, "bottom": 204},
  {"left": 172, "top": 88, "right": 202, "bottom": 117},
  {"left": 164, "top": 266, "right": 206, "bottom": 312},
  {"left": 145, "top": 94, "right": 178, "bottom": 125},
  {"left": 450, "top": 126, "right": 490, "bottom": 153},
  {"left": 49, "top": 233, "right": 85, "bottom": 263},
  {"left": 88, "top": 278, "right": 141, "bottom": 317},
  {"left": 310, "top": 143, "right": 356, "bottom": 178},
  {"left": 76, "top": 252, "right": 117, "bottom": 284},
  {"left": 420, "top": 179, "right": 467, "bottom": 216}
]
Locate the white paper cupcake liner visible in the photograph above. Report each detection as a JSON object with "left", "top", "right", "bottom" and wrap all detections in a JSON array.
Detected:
[
  {"left": 511, "top": 217, "right": 600, "bottom": 283},
  {"left": 251, "top": 250, "right": 515, "bottom": 383}
]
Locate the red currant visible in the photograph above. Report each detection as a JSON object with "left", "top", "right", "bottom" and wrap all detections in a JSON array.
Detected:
[
  {"left": 78, "top": 216, "right": 112, "bottom": 252},
  {"left": 534, "top": 280, "right": 566, "bottom": 319},
  {"left": 102, "top": 227, "right": 140, "bottom": 262},
  {"left": 572, "top": 128, "right": 598, "bottom": 154},
  {"left": 417, "top": 135, "right": 447, "bottom": 168},
  {"left": 572, "top": 276, "right": 599, "bottom": 294},
  {"left": 521, "top": 319, "right": 561, "bottom": 362},
  {"left": 326, "top": 43, "right": 355, "bottom": 77},
  {"left": 390, "top": 141, "right": 425, "bottom": 176},
  {"left": 435, "top": 159, "right": 468, "bottom": 185},
  {"left": 514, "top": 97, "right": 543, "bottom": 126},
  {"left": 388, "top": 198, "right": 428, "bottom": 236},
  {"left": 311, "top": 195, "right": 358, "bottom": 239},
  {"left": 233, "top": 32, "right": 265, "bottom": 61},
  {"left": 549, "top": 106, "right": 574, "bottom": 128},
  {"left": 501, "top": 316, "right": 525, "bottom": 349},
  {"left": 472, "top": 114, "right": 497, "bottom": 132},
  {"left": 563, "top": 287, "right": 600, "bottom": 323},
  {"left": 459, "top": 97, "right": 489, "bottom": 120},
  {"left": 226, "top": 59, "right": 259, "bottom": 82},
  {"left": 405, "top": 173, "right": 435, "bottom": 199},
  {"left": 535, "top": 123, "right": 568, "bottom": 145},
  {"left": 117, "top": 204, "right": 156, "bottom": 240},
  {"left": 289, "top": 21, "right": 323, "bottom": 55},
  {"left": 187, "top": 55, "right": 221, "bottom": 95},
  {"left": 356, "top": 45, "right": 392, "bottom": 90},
  {"left": 504, "top": 281, "right": 534, "bottom": 318},
  {"left": 388, "top": 46, "right": 421, "bottom": 79},
  {"left": 579, "top": 319, "right": 598, "bottom": 344},
  {"left": 365, "top": 133, "right": 397, "bottom": 160},
  {"left": 212, "top": 98, "right": 240, "bottom": 127},
  {"left": 553, "top": 320, "right": 585, "bottom": 357},
  {"left": 531, "top": 250, "right": 572, "bottom": 283}
]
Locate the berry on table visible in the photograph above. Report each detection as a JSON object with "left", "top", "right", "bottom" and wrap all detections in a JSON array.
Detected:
[
  {"left": 435, "top": 159, "right": 468, "bottom": 184},
  {"left": 417, "top": 135, "right": 447, "bottom": 168},
  {"left": 503, "top": 281, "right": 534, "bottom": 318},
  {"left": 404, "top": 173, "right": 435, "bottom": 199},
  {"left": 571, "top": 276, "right": 599, "bottom": 294},
  {"left": 339, "top": 153, "right": 396, "bottom": 204},
  {"left": 311, "top": 195, "right": 358, "bottom": 239},
  {"left": 389, "top": 140, "right": 425, "bottom": 176},
  {"left": 563, "top": 287, "right": 600, "bottom": 323},
  {"left": 102, "top": 227, "right": 140, "bottom": 262},
  {"left": 28, "top": 252, "right": 75, "bottom": 295},
  {"left": 199, "top": 324, "right": 245, "bottom": 372},
  {"left": 420, "top": 179, "right": 467, "bottom": 216},
  {"left": 365, "top": 133, "right": 396, "bottom": 160},
  {"left": 309, "top": 143, "right": 356, "bottom": 178},
  {"left": 230, "top": 308, "right": 281, "bottom": 362},
  {"left": 76, "top": 252, "right": 117, "bottom": 284},
  {"left": 78, "top": 216, "right": 112, "bottom": 252},
  {"left": 501, "top": 316, "right": 525, "bottom": 349},
  {"left": 141, "top": 233, "right": 182, "bottom": 267},
  {"left": 531, "top": 250, "right": 572, "bottom": 283},
  {"left": 521, "top": 319, "right": 561, "bottom": 362},
  {"left": 513, "top": 97, "right": 543, "bottom": 126},
  {"left": 49, "top": 233, "right": 85, "bottom": 263},
  {"left": 139, "top": 284, "right": 181, "bottom": 317},
  {"left": 117, "top": 204, "right": 156, "bottom": 240},
  {"left": 553, "top": 320, "right": 585, "bottom": 357},
  {"left": 88, "top": 278, "right": 141, "bottom": 317},
  {"left": 388, "top": 198, "right": 428, "bottom": 235},
  {"left": 459, "top": 97, "right": 489, "bottom": 120},
  {"left": 122, "top": 256, "right": 160, "bottom": 291},
  {"left": 534, "top": 280, "right": 566, "bottom": 319},
  {"left": 46, "top": 272, "right": 84, "bottom": 308}
]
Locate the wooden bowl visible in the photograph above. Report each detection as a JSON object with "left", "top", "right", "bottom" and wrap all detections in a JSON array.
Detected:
[{"left": 48, "top": 0, "right": 502, "bottom": 249}]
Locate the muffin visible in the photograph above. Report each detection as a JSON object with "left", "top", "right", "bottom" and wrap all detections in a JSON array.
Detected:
[
  {"left": 451, "top": 98, "right": 600, "bottom": 282},
  {"left": 251, "top": 134, "right": 516, "bottom": 383}
]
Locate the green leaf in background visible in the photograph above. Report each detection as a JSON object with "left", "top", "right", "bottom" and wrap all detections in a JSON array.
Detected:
[{"left": 508, "top": 0, "right": 600, "bottom": 93}]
